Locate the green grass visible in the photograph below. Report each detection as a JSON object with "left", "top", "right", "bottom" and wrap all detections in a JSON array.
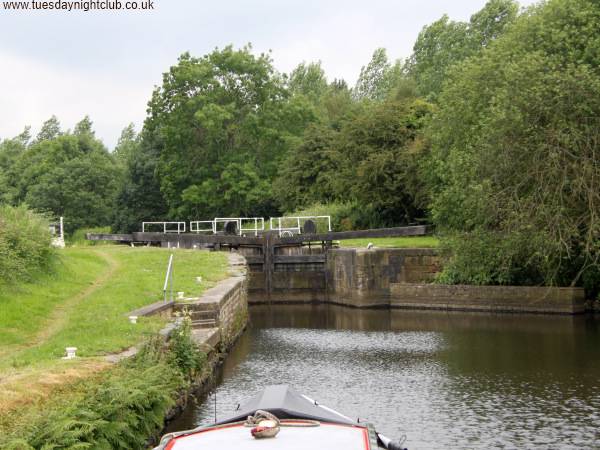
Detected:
[
  {"left": 0, "top": 250, "right": 107, "bottom": 349},
  {"left": 338, "top": 236, "right": 440, "bottom": 248},
  {"left": 0, "top": 246, "right": 228, "bottom": 368}
]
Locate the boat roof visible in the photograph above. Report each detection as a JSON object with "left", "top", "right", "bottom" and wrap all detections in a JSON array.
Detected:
[
  {"left": 154, "top": 386, "right": 370, "bottom": 450},
  {"left": 165, "top": 422, "right": 371, "bottom": 450},
  {"left": 216, "top": 384, "right": 357, "bottom": 426}
]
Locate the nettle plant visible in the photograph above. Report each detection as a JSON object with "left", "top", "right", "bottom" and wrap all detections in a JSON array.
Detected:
[{"left": 169, "top": 309, "right": 207, "bottom": 380}]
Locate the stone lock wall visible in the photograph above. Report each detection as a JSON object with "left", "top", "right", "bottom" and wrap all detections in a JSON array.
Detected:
[
  {"left": 216, "top": 277, "right": 248, "bottom": 347},
  {"left": 389, "top": 283, "right": 586, "bottom": 314},
  {"left": 246, "top": 246, "right": 586, "bottom": 314},
  {"left": 171, "top": 254, "right": 248, "bottom": 350},
  {"left": 248, "top": 247, "right": 441, "bottom": 306},
  {"left": 326, "top": 248, "right": 441, "bottom": 307}
]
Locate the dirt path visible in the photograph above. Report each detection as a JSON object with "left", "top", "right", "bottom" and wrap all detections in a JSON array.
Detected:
[
  {"left": 0, "top": 250, "right": 121, "bottom": 414},
  {"left": 0, "top": 250, "right": 119, "bottom": 358},
  {"left": 30, "top": 249, "right": 120, "bottom": 348}
]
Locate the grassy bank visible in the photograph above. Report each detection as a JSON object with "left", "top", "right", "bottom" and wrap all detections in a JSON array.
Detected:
[
  {"left": 339, "top": 236, "right": 440, "bottom": 248},
  {"left": 0, "top": 245, "right": 228, "bottom": 415},
  {"left": 0, "top": 332, "right": 201, "bottom": 449}
]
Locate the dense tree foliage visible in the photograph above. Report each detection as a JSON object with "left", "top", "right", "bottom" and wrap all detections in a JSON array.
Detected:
[
  {"left": 276, "top": 97, "right": 433, "bottom": 227},
  {"left": 34, "top": 115, "right": 61, "bottom": 143},
  {"left": 142, "top": 46, "right": 318, "bottom": 220},
  {"left": 427, "top": 0, "right": 600, "bottom": 292},
  {"left": 0, "top": 117, "right": 122, "bottom": 233},
  {"left": 112, "top": 126, "right": 169, "bottom": 233}
]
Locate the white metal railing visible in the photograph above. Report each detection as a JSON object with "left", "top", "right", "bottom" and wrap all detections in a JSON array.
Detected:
[
  {"left": 143, "top": 216, "right": 334, "bottom": 237},
  {"left": 143, "top": 218, "right": 265, "bottom": 236},
  {"left": 213, "top": 218, "right": 234, "bottom": 235},
  {"left": 241, "top": 217, "right": 265, "bottom": 236},
  {"left": 213, "top": 217, "right": 265, "bottom": 236},
  {"left": 269, "top": 216, "right": 331, "bottom": 237},
  {"left": 190, "top": 220, "right": 216, "bottom": 234},
  {"left": 142, "top": 221, "right": 186, "bottom": 234},
  {"left": 163, "top": 253, "right": 174, "bottom": 303}
]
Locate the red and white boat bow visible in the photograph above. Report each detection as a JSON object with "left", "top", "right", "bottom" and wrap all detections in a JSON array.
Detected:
[{"left": 154, "top": 385, "right": 407, "bottom": 450}]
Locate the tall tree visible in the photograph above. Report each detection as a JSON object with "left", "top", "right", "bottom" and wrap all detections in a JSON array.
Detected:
[
  {"left": 145, "top": 46, "right": 316, "bottom": 219},
  {"left": 427, "top": 0, "right": 600, "bottom": 291},
  {"left": 15, "top": 126, "right": 31, "bottom": 147},
  {"left": 339, "top": 98, "right": 433, "bottom": 226},
  {"left": 113, "top": 123, "right": 138, "bottom": 164},
  {"left": 74, "top": 116, "right": 95, "bottom": 137},
  {"left": 35, "top": 115, "right": 61, "bottom": 143},
  {"left": 24, "top": 151, "right": 121, "bottom": 232},
  {"left": 112, "top": 127, "right": 168, "bottom": 233},
  {"left": 288, "top": 61, "right": 329, "bottom": 105},
  {"left": 0, "top": 131, "right": 28, "bottom": 204},
  {"left": 276, "top": 97, "right": 433, "bottom": 226},
  {"left": 353, "top": 48, "right": 402, "bottom": 101},
  {"left": 321, "top": 79, "right": 355, "bottom": 128},
  {"left": 274, "top": 124, "right": 340, "bottom": 211},
  {"left": 407, "top": 0, "right": 518, "bottom": 100},
  {"left": 11, "top": 117, "right": 122, "bottom": 233},
  {"left": 470, "top": 0, "right": 519, "bottom": 46}
]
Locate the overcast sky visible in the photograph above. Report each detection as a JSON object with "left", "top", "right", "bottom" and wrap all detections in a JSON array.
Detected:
[{"left": 0, "top": 0, "right": 537, "bottom": 149}]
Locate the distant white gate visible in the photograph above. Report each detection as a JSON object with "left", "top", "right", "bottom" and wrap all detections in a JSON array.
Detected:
[
  {"left": 142, "top": 222, "right": 186, "bottom": 234},
  {"left": 269, "top": 216, "right": 331, "bottom": 237}
]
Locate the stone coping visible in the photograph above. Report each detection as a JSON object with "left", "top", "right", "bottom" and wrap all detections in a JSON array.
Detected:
[{"left": 127, "top": 300, "right": 174, "bottom": 318}]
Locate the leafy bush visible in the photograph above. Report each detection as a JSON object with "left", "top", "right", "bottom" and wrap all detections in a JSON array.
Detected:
[
  {"left": 0, "top": 205, "right": 55, "bottom": 283},
  {"left": 435, "top": 230, "right": 553, "bottom": 286},
  {"left": 169, "top": 312, "right": 207, "bottom": 379},
  {"left": 276, "top": 98, "right": 433, "bottom": 229}
]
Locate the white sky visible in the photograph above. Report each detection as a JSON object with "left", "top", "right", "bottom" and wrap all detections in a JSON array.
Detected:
[{"left": 0, "top": 0, "right": 538, "bottom": 149}]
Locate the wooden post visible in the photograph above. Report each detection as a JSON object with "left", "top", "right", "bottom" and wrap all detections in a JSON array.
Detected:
[{"left": 264, "top": 231, "right": 274, "bottom": 301}]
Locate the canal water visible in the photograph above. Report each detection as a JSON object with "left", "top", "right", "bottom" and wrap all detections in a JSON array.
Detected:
[{"left": 166, "top": 305, "right": 600, "bottom": 449}]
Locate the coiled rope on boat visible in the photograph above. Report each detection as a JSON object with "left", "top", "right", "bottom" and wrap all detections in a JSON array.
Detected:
[{"left": 244, "top": 410, "right": 321, "bottom": 428}]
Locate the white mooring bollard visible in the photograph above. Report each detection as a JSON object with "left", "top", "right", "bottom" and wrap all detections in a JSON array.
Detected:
[
  {"left": 196, "top": 276, "right": 203, "bottom": 284},
  {"left": 129, "top": 315, "right": 138, "bottom": 324},
  {"left": 63, "top": 347, "right": 77, "bottom": 359},
  {"left": 177, "top": 291, "right": 185, "bottom": 300}
]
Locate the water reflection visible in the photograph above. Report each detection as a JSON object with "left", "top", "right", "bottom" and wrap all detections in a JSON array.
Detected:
[{"left": 166, "top": 305, "right": 600, "bottom": 449}]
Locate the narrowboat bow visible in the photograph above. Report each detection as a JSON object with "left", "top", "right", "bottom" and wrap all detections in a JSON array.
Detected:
[{"left": 154, "top": 385, "right": 407, "bottom": 450}]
